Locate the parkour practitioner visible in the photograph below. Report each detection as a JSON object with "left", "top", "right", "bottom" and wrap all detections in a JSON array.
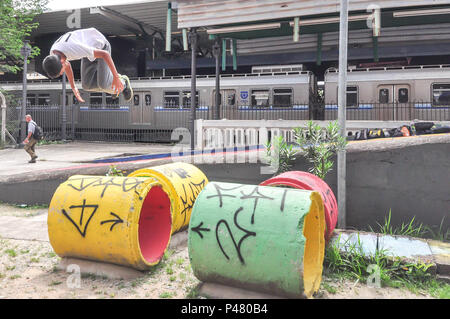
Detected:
[{"left": 42, "top": 27, "right": 133, "bottom": 103}]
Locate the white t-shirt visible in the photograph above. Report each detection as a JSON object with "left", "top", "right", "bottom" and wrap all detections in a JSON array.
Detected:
[
  {"left": 50, "top": 28, "right": 108, "bottom": 62},
  {"left": 27, "top": 121, "right": 36, "bottom": 135}
]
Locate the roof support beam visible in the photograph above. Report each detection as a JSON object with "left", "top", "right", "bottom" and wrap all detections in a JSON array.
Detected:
[
  {"left": 316, "top": 33, "right": 323, "bottom": 66},
  {"left": 90, "top": 6, "right": 165, "bottom": 40}
]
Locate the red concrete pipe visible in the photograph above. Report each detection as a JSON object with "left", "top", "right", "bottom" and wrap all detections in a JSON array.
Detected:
[{"left": 260, "top": 171, "right": 338, "bottom": 241}]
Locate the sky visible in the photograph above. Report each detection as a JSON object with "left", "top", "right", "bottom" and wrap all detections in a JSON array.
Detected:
[{"left": 46, "top": 0, "right": 154, "bottom": 12}]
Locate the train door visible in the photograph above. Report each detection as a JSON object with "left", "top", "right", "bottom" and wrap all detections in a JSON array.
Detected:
[
  {"left": 394, "top": 85, "right": 410, "bottom": 121},
  {"left": 213, "top": 89, "right": 236, "bottom": 118},
  {"left": 131, "top": 91, "right": 152, "bottom": 124},
  {"left": 377, "top": 84, "right": 410, "bottom": 120}
]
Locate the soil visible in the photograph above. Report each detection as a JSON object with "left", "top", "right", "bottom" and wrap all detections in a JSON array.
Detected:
[{"left": 0, "top": 204, "right": 438, "bottom": 299}]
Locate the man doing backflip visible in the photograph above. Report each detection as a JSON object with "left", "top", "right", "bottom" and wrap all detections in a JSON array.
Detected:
[{"left": 42, "top": 27, "right": 133, "bottom": 103}]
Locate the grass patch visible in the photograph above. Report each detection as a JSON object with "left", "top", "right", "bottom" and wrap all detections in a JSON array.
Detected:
[
  {"left": 324, "top": 233, "right": 448, "bottom": 298},
  {"left": 159, "top": 292, "right": 173, "bottom": 299},
  {"left": 49, "top": 281, "right": 62, "bottom": 286},
  {"left": 5, "top": 249, "right": 17, "bottom": 257},
  {"left": 166, "top": 267, "right": 174, "bottom": 275},
  {"left": 321, "top": 281, "right": 337, "bottom": 294}
]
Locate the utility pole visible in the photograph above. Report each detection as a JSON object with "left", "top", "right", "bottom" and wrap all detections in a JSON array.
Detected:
[
  {"left": 20, "top": 41, "right": 31, "bottom": 144},
  {"left": 213, "top": 39, "right": 221, "bottom": 120},
  {"left": 62, "top": 73, "right": 67, "bottom": 141},
  {"left": 189, "top": 28, "right": 198, "bottom": 151},
  {"left": 337, "top": 0, "right": 349, "bottom": 229}
]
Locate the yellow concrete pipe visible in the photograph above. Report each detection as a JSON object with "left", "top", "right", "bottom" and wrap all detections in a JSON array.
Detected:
[
  {"left": 48, "top": 175, "right": 173, "bottom": 270},
  {"left": 128, "top": 162, "right": 208, "bottom": 234}
]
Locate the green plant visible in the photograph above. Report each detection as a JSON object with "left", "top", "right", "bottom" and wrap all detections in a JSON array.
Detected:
[
  {"left": 5, "top": 248, "right": 17, "bottom": 257},
  {"left": 106, "top": 165, "right": 124, "bottom": 177},
  {"left": 159, "top": 292, "right": 173, "bottom": 299},
  {"left": 294, "top": 120, "right": 347, "bottom": 179},
  {"left": 37, "top": 139, "right": 65, "bottom": 146},
  {"left": 423, "top": 217, "right": 449, "bottom": 242},
  {"left": 369, "top": 209, "right": 426, "bottom": 238},
  {"left": 264, "top": 135, "right": 297, "bottom": 175}
]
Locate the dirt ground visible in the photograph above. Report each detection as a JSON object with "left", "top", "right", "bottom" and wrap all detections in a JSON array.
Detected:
[{"left": 0, "top": 204, "right": 439, "bottom": 299}]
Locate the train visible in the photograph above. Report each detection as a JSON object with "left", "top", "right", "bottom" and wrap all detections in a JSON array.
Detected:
[{"left": 0, "top": 64, "right": 449, "bottom": 142}]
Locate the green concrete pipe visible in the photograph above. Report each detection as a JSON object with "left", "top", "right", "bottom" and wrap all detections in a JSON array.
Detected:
[{"left": 188, "top": 182, "right": 326, "bottom": 298}]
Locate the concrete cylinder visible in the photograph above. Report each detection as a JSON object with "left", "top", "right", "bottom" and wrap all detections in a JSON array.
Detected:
[
  {"left": 48, "top": 175, "right": 172, "bottom": 270},
  {"left": 128, "top": 162, "right": 208, "bottom": 234},
  {"left": 188, "top": 182, "right": 325, "bottom": 298},
  {"left": 260, "top": 171, "right": 338, "bottom": 241}
]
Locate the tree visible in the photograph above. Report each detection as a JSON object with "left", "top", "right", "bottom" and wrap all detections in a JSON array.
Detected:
[{"left": 0, "top": 0, "right": 48, "bottom": 75}]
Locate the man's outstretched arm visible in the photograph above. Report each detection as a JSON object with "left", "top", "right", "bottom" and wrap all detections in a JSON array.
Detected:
[{"left": 63, "top": 61, "right": 85, "bottom": 103}]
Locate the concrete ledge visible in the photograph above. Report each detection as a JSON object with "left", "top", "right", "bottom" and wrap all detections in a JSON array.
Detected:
[
  {"left": 198, "top": 282, "right": 287, "bottom": 299},
  {"left": 57, "top": 257, "right": 145, "bottom": 280},
  {"left": 55, "top": 230, "right": 189, "bottom": 280}
]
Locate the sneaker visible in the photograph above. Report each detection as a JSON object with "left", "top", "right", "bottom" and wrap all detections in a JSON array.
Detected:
[
  {"left": 29, "top": 158, "right": 36, "bottom": 163},
  {"left": 119, "top": 74, "right": 133, "bottom": 102}
]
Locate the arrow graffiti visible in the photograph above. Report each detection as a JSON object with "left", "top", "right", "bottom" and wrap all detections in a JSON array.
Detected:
[
  {"left": 100, "top": 212, "right": 124, "bottom": 231},
  {"left": 191, "top": 221, "right": 211, "bottom": 239}
]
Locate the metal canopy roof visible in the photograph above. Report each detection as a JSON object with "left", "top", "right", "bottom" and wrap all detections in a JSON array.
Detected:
[
  {"left": 31, "top": 0, "right": 177, "bottom": 39},
  {"left": 176, "top": 0, "right": 450, "bottom": 29}
]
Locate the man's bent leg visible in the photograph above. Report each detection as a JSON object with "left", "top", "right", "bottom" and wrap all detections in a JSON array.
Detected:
[
  {"left": 81, "top": 57, "right": 100, "bottom": 92},
  {"left": 97, "top": 41, "right": 116, "bottom": 95},
  {"left": 24, "top": 138, "right": 37, "bottom": 160}
]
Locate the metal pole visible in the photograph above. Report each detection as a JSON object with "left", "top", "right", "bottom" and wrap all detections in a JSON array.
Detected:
[
  {"left": 71, "top": 98, "right": 75, "bottom": 140},
  {"left": 166, "top": 2, "right": 172, "bottom": 52},
  {"left": 62, "top": 73, "right": 67, "bottom": 141},
  {"left": 1, "top": 92, "right": 6, "bottom": 145},
  {"left": 190, "top": 28, "right": 198, "bottom": 151},
  {"left": 213, "top": 39, "right": 221, "bottom": 120},
  {"left": 20, "top": 41, "right": 31, "bottom": 144},
  {"left": 337, "top": 0, "right": 348, "bottom": 229}
]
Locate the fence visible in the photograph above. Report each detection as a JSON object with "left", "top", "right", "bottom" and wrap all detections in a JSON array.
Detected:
[
  {"left": 1, "top": 101, "right": 448, "bottom": 145},
  {"left": 195, "top": 119, "right": 424, "bottom": 151}
]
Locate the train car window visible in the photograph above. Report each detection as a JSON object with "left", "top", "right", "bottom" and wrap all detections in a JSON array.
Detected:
[
  {"left": 273, "top": 88, "right": 292, "bottom": 107},
  {"left": 346, "top": 86, "right": 358, "bottom": 107},
  {"left": 182, "top": 91, "right": 199, "bottom": 108},
  {"left": 145, "top": 94, "right": 151, "bottom": 106},
  {"left": 251, "top": 89, "right": 270, "bottom": 107},
  {"left": 26, "top": 94, "right": 36, "bottom": 106},
  {"left": 398, "top": 88, "right": 409, "bottom": 103},
  {"left": 38, "top": 94, "right": 51, "bottom": 106},
  {"left": 379, "top": 89, "right": 389, "bottom": 103},
  {"left": 432, "top": 83, "right": 450, "bottom": 106},
  {"left": 105, "top": 94, "right": 119, "bottom": 107},
  {"left": 164, "top": 91, "right": 180, "bottom": 108},
  {"left": 133, "top": 95, "right": 140, "bottom": 106},
  {"left": 90, "top": 92, "right": 103, "bottom": 108},
  {"left": 227, "top": 93, "right": 235, "bottom": 106}
]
